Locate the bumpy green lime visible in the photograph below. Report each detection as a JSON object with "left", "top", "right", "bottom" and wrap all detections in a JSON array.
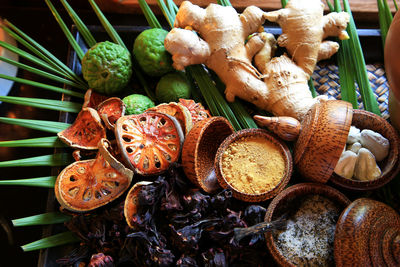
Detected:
[
  {"left": 82, "top": 41, "right": 132, "bottom": 95},
  {"left": 156, "top": 72, "right": 191, "bottom": 103},
  {"left": 123, "top": 94, "right": 155, "bottom": 115},
  {"left": 133, "top": 28, "right": 174, "bottom": 77}
]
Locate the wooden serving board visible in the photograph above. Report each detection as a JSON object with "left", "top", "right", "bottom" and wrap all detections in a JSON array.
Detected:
[{"left": 96, "top": 0, "right": 396, "bottom": 24}]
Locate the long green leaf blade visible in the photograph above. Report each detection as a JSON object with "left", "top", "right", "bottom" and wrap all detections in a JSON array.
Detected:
[
  {"left": 3, "top": 20, "right": 87, "bottom": 88},
  {"left": 88, "top": 0, "right": 126, "bottom": 50},
  {"left": 0, "top": 96, "right": 81, "bottom": 113},
  {"left": 0, "top": 176, "right": 56, "bottom": 188},
  {"left": 156, "top": 0, "right": 174, "bottom": 28},
  {"left": 138, "top": 0, "right": 163, "bottom": 29},
  {"left": 0, "top": 117, "right": 70, "bottom": 133},
  {"left": 343, "top": 0, "right": 381, "bottom": 115},
  {"left": 0, "top": 74, "right": 84, "bottom": 98},
  {"left": 45, "top": 0, "right": 85, "bottom": 60},
  {"left": 0, "top": 153, "right": 72, "bottom": 168},
  {"left": 21, "top": 231, "right": 80, "bottom": 252},
  {"left": 0, "top": 55, "right": 85, "bottom": 89},
  {"left": 0, "top": 136, "right": 65, "bottom": 148},
  {"left": 60, "top": 0, "right": 97, "bottom": 47},
  {"left": 13, "top": 212, "right": 71, "bottom": 227}
]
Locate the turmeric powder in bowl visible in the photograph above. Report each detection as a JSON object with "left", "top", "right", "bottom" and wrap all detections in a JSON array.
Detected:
[{"left": 216, "top": 129, "right": 292, "bottom": 202}]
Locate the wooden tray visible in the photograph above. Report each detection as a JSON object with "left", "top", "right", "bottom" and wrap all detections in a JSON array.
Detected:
[{"left": 38, "top": 24, "right": 387, "bottom": 266}]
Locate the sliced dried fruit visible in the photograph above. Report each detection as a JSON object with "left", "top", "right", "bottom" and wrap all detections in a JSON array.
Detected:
[
  {"left": 115, "top": 111, "right": 184, "bottom": 175},
  {"left": 55, "top": 139, "right": 133, "bottom": 212},
  {"left": 97, "top": 97, "right": 126, "bottom": 130},
  {"left": 147, "top": 102, "right": 192, "bottom": 135},
  {"left": 124, "top": 181, "right": 153, "bottom": 229},
  {"left": 178, "top": 99, "right": 211, "bottom": 125},
  {"left": 83, "top": 89, "right": 108, "bottom": 109},
  {"left": 57, "top": 108, "right": 106, "bottom": 150}
]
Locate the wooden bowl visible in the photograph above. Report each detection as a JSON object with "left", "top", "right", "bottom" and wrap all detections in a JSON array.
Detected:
[
  {"left": 330, "top": 109, "right": 400, "bottom": 190},
  {"left": 214, "top": 129, "right": 292, "bottom": 202},
  {"left": 181, "top": 116, "right": 234, "bottom": 193},
  {"left": 265, "top": 183, "right": 351, "bottom": 267}
]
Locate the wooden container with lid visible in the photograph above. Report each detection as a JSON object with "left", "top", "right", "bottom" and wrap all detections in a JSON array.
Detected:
[{"left": 255, "top": 100, "right": 400, "bottom": 189}]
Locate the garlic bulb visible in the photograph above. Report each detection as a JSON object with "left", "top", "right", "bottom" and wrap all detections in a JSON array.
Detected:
[
  {"left": 353, "top": 148, "right": 382, "bottom": 181},
  {"left": 359, "top": 129, "right": 389, "bottom": 161},
  {"left": 334, "top": 150, "right": 357, "bottom": 179}
]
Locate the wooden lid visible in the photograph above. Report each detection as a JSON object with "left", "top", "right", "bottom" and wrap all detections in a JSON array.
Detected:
[
  {"left": 294, "top": 100, "right": 353, "bottom": 183},
  {"left": 335, "top": 198, "right": 400, "bottom": 266}
]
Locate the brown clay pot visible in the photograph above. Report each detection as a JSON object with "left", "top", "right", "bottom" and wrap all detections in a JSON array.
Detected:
[
  {"left": 214, "top": 128, "right": 292, "bottom": 202},
  {"left": 335, "top": 198, "right": 400, "bottom": 267},
  {"left": 181, "top": 116, "right": 234, "bottom": 193},
  {"left": 264, "top": 183, "right": 351, "bottom": 267},
  {"left": 330, "top": 109, "right": 400, "bottom": 190}
]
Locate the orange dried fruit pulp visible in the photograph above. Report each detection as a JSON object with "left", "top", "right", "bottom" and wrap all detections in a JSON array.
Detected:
[
  {"left": 55, "top": 139, "right": 133, "bottom": 212},
  {"left": 57, "top": 107, "right": 106, "bottom": 150},
  {"left": 178, "top": 99, "right": 211, "bottom": 125},
  {"left": 115, "top": 111, "right": 184, "bottom": 175},
  {"left": 97, "top": 97, "right": 126, "bottom": 130}
]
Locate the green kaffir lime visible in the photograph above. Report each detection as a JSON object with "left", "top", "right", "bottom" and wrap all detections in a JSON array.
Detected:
[
  {"left": 82, "top": 41, "right": 132, "bottom": 95},
  {"left": 122, "top": 94, "right": 155, "bottom": 115},
  {"left": 156, "top": 72, "right": 191, "bottom": 103},
  {"left": 133, "top": 28, "right": 174, "bottom": 77}
]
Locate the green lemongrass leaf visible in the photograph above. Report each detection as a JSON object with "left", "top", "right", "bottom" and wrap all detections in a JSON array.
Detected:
[
  {"left": 0, "top": 40, "right": 75, "bottom": 80},
  {"left": 60, "top": 0, "right": 97, "bottom": 48},
  {"left": 210, "top": 71, "right": 257, "bottom": 128},
  {"left": 0, "top": 153, "right": 72, "bottom": 168},
  {"left": 217, "top": 0, "right": 232, "bottom": 6},
  {"left": 0, "top": 56, "right": 86, "bottom": 89},
  {"left": 326, "top": 0, "right": 334, "bottom": 11},
  {"left": 187, "top": 65, "right": 241, "bottom": 130},
  {"left": 166, "top": 0, "right": 179, "bottom": 14},
  {"left": 383, "top": 0, "right": 394, "bottom": 24},
  {"left": 88, "top": 0, "right": 126, "bottom": 50},
  {"left": 3, "top": 20, "right": 87, "bottom": 87},
  {"left": 0, "top": 96, "right": 81, "bottom": 113},
  {"left": 343, "top": 0, "right": 381, "bottom": 115},
  {"left": 21, "top": 231, "right": 79, "bottom": 252},
  {"left": 45, "top": 0, "right": 84, "bottom": 60},
  {"left": 131, "top": 58, "right": 156, "bottom": 101},
  {"left": 281, "top": 0, "right": 288, "bottom": 7},
  {"left": 0, "top": 117, "right": 70, "bottom": 133},
  {"left": 394, "top": 0, "right": 399, "bottom": 11},
  {"left": 308, "top": 79, "right": 317, "bottom": 98},
  {"left": 0, "top": 136, "right": 65, "bottom": 148},
  {"left": 0, "top": 73, "right": 84, "bottom": 98},
  {"left": 156, "top": 0, "right": 174, "bottom": 28},
  {"left": 138, "top": 0, "right": 162, "bottom": 29},
  {"left": 0, "top": 176, "right": 56, "bottom": 188},
  {"left": 377, "top": 0, "right": 389, "bottom": 45},
  {"left": 329, "top": 0, "right": 359, "bottom": 108},
  {"left": 13, "top": 212, "right": 71, "bottom": 227}
]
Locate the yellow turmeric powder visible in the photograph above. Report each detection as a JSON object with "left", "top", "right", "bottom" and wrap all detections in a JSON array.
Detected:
[{"left": 221, "top": 136, "right": 285, "bottom": 195}]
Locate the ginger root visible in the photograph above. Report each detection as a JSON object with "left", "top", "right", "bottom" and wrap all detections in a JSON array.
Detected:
[
  {"left": 265, "top": 0, "right": 350, "bottom": 76},
  {"left": 164, "top": 0, "right": 349, "bottom": 121}
]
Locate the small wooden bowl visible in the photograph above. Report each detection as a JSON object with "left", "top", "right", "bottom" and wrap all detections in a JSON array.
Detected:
[
  {"left": 330, "top": 109, "right": 400, "bottom": 190},
  {"left": 214, "top": 129, "right": 292, "bottom": 202},
  {"left": 265, "top": 183, "right": 351, "bottom": 267},
  {"left": 181, "top": 116, "right": 234, "bottom": 193}
]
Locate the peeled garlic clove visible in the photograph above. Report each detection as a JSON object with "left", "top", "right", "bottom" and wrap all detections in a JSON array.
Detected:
[
  {"left": 354, "top": 148, "right": 381, "bottom": 181},
  {"left": 359, "top": 129, "right": 389, "bottom": 161},
  {"left": 348, "top": 142, "right": 362, "bottom": 154},
  {"left": 334, "top": 150, "right": 358, "bottom": 179},
  {"left": 347, "top": 126, "right": 361, "bottom": 144}
]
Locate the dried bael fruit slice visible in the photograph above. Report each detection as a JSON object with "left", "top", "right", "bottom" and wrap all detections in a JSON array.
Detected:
[
  {"left": 179, "top": 99, "right": 211, "bottom": 125},
  {"left": 83, "top": 89, "right": 108, "bottom": 109},
  {"left": 124, "top": 181, "right": 153, "bottom": 229},
  {"left": 55, "top": 138, "right": 133, "bottom": 212},
  {"left": 115, "top": 111, "right": 184, "bottom": 175},
  {"left": 97, "top": 97, "right": 126, "bottom": 130},
  {"left": 147, "top": 102, "right": 192, "bottom": 135},
  {"left": 58, "top": 107, "right": 106, "bottom": 150}
]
